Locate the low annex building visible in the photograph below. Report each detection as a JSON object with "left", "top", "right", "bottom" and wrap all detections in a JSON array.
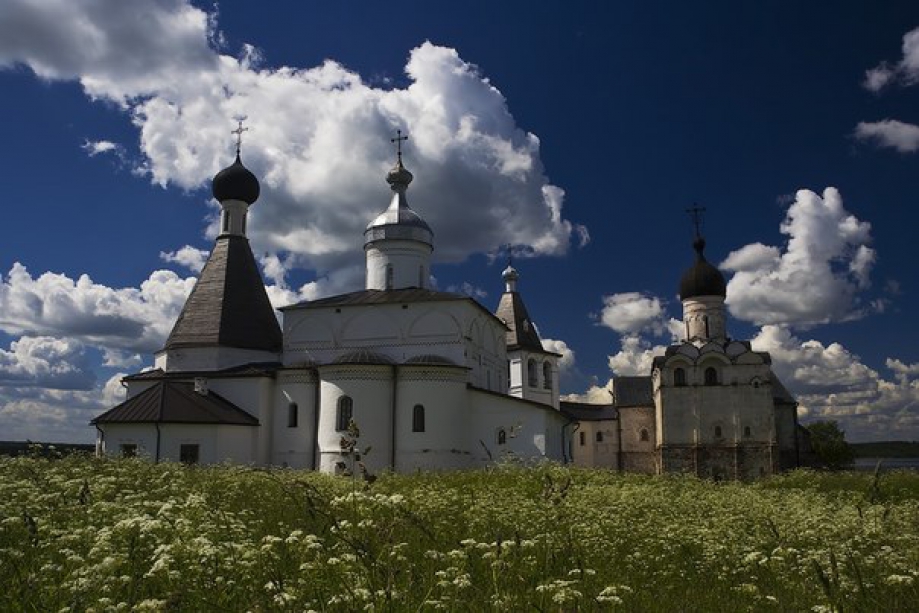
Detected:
[{"left": 93, "top": 133, "right": 805, "bottom": 478}]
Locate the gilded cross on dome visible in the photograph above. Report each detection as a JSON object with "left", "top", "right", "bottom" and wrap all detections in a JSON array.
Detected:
[
  {"left": 231, "top": 118, "right": 249, "bottom": 156},
  {"left": 390, "top": 129, "right": 408, "bottom": 164}
]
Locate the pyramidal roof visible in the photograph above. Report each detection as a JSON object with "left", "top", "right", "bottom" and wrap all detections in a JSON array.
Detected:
[
  {"left": 495, "top": 290, "right": 545, "bottom": 352},
  {"left": 164, "top": 234, "right": 282, "bottom": 352}
]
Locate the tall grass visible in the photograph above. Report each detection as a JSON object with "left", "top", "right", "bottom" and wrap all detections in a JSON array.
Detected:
[{"left": 1, "top": 454, "right": 917, "bottom": 612}]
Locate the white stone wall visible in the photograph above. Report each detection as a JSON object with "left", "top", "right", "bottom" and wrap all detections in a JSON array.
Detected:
[
  {"left": 569, "top": 420, "right": 619, "bottom": 468},
  {"left": 364, "top": 240, "right": 432, "bottom": 290},
  {"left": 682, "top": 296, "right": 727, "bottom": 343},
  {"left": 154, "top": 346, "right": 280, "bottom": 372},
  {"left": 272, "top": 369, "right": 318, "bottom": 468},
  {"left": 393, "top": 366, "right": 471, "bottom": 471},
  {"left": 467, "top": 389, "right": 566, "bottom": 465},
  {"left": 284, "top": 299, "right": 507, "bottom": 394},
  {"left": 99, "top": 423, "right": 257, "bottom": 464},
  {"left": 316, "top": 365, "right": 395, "bottom": 475}
]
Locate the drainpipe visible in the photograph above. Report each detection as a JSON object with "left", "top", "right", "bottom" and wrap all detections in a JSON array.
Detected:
[
  {"left": 566, "top": 419, "right": 579, "bottom": 464},
  {"left": 94, "top": 424, "right": 105, "bottom": 457},
  {"left": 616, "top": 408, "right": 623, "bottom": 472},
  {"left": 154, "top": 422, "right": 162, "bottom": 463},
  {"left": 390, "top": 365, "right": 398, "bottom": 472},
  {"left": 311, "top": 368, "right": 320, "bottom": 471}
]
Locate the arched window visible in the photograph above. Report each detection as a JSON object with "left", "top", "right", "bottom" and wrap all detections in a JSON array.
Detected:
[
  {"left": 714, "top": 425, "right": 723, "bottom": 438},
  {"left": 743, "top": 426, "right": 752, "bottom": 438},
  {"left": 412, "top": 404, "right": 425, "bottom": 432},
  {"left": 385, "top": 265, "right": 394, "bottom": 290},
  {"left": 543, "top": 362, "right": 552, "bottom": 390},
  {"left": 287, "top": 402, "right": 298, "bottom": 428},
  {"left": 596, "top": 431, "right": 604, "bottom": 443},
  {"left": 497, "top": 428, "right": 507, "bottom": 445},
  {"left": 640, "top": 428, "right": 649, "bottom": 442},
  {"left": 222, "top": 213, "right": 230, "bottom": 233},
  {"left": 674, "top": 368, "right": 687, "bottom": 387},
  {"left": 336, "top": 396, "right": 353, "bottom": 431},
  {"left": 703, "top": 315, "right": 710, "bottom": 338},
  {"left": 579, "top": 431, "right": 585, "bottom": 446},
  {"left": 704, "top": 367, "right": 719, "bottom": 386},
  {"left": 241, "top": 214, "right": 246, "bottom": 235},
  {"left": 527, "top": 359, "right": 537, "bottom": 387}
]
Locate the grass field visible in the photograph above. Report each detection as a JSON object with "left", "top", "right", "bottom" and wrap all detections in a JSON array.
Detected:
[{"left": 1, "top": 453, "right": 917, "bottom": 612}]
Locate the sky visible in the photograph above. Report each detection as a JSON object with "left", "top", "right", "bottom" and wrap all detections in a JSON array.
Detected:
[{"left": 1, "top": 0, "right": 918, "bottom": 443}]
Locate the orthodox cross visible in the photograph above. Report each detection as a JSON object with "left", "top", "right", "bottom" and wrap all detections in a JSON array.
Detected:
[
  {"left": 686, "top": 204, "right": 706, "bottom": 238},
  {"left": 391, "top": 129, "right": 408, "bottom": 164},
  {"left": 231, "top": 118, "right": 249, "bottom": 155}
]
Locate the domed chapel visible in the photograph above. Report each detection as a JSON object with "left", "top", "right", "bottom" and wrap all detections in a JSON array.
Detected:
[{"left": 92, "top": 131, "right": 805, "bottom": 478}]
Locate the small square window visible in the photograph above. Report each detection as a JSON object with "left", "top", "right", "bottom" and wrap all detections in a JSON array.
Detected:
[
  {"left": 180, "top": 444, "right": 200, "bottom": 465},
  {"left": 120, "top": 443, "right": 137, "bottom": 458}
]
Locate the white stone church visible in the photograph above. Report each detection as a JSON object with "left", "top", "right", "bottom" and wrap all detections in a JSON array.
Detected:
[{"left": 92, "top": 139, "right": 806, "bottom": 478}]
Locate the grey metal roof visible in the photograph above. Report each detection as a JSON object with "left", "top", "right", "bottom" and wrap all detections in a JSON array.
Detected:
[
  {"left": 560, "top": 401, "right": 618, "bottom": 421},
  {"left": 404, "top": 354, "right": 460, "bottom": 366},
  {"left": 92, "top": 381, "right": 259, "bottom": 426},
  {"left": 164, "top": 235, "right": 282, "bottom": 352},
  {"left": 331, "top": 349, "right": 395, "bottom": 365},
  {"left": 123, "top": 362, "right": 282, "bottom": 382},
  {"left": 495, "top": 291, "right": 544, "bottom": 352},
  {"left": 770, "top": 374, "right": 797, "bottom": 405},
  {"left": 283, "top": 287, "right": 463, "bottom": 309},
  {"left": 611, "top": 376, "right": 654, "bottom": 407}
]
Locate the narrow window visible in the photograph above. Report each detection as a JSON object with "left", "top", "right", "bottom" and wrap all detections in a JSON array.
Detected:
[
  {"left": 497, "top": 428, "right": 507, "bottom": 445},
  {"left": 579, "top": 431, "right": 585, "bottom": 446},
  {"left": 179, "top": 444, "right": 200, "bottom": 464},
  {"left": 640, "top": 429, "right": 649, "bottom": 442},
  {"left": 703, "top": 315, "right": 710, "bottom": 338},
  {"left": 486, "top": 370, "right": 492, "bottom": 389},
  {"left": 419, "top": 265, "right": 424, "bottom": 288},
  {"left": 704, "top": 367, "right": 719, "bottom": 386},
  {"left": 412, "top": 404, "right": 425, "bottom": 432},
  {"left": 543, "top": 362, "right": 552, "bottom": 390},
  {"left": 120, "top": 443, "right": 137, "bottom": 458},
  {"left": 222, "top": 212, "right": 230, "bottom": 233},
  {"left": 743, "top": 426, "right": 752, "bottom": 438},
  {"left": 241, "top": 214, "right": 246, "bottom": 235},
  {"left": 527, "top": 359, "right": 537, "bottom": 387},
  {"left": 336, "top": 396, "right": 353, "bottom": 431},
  {"left": 674, "top": 368, "right": 686, "bottom": 387},
  {"left": 287, "top": 402, "right": 298, "bottom": 428},
  {"left": 714, "top": 426, "right": 722, "bottom": 438},
  {"left": 385, "top": 264, "right": 394, "bottom": 290},
  {"left": 596, "top": 431, "right": 604, "bottom": 443}
]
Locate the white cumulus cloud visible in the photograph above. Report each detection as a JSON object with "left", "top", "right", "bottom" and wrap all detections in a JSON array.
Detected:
[
  {"left": 0, "top": 1, "right": 586, "bottom": 275},
  {"left": 0, "top": 336, "right": 96, "bottom": 390},
  {"left": 863, "top": 26, "right": 919, "bottom": 92},
  {"left": 0, "top": 263, "right": 195, "bottom": 353},
  {"left": 160, "top": 245, "right": 209, "bottom": 273},
  {"left": 855, "top": 119, "right": 919, "bottom": 153},
  {"left": 722, "top": 188, "right": 875, "bottom": 327}
]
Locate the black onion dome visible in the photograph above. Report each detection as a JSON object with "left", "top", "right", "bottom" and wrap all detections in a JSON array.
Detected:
[
  {"left": 212, "top": 154, "right": 260, "bottom": 204},
  {"left": 679, "top": 237, "right": 726, "bottom": 300}
]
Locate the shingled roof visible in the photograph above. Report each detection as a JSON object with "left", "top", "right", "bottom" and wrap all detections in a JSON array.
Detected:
[
  {"left": 495, "top": 291, "right": 545, "bottom": 352},
  {"left": 91, "top": 381, "right": 259, "bottom": 426},
  {"left": 164, "top": 235, "right": 282, "bottom": 352}
]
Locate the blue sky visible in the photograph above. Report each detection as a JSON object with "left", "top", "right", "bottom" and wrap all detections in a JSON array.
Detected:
[{"left": 1, "top": 0, "right": 917, "bottom": 443}]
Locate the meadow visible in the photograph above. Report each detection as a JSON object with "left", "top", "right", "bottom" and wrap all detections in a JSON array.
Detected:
[{"left": 1, "top": 453, "right": 917, "bottom": 612}]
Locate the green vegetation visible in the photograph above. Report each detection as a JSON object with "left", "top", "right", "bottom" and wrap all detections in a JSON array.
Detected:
[
  {"left": 1, "top": 454, "right": 917, "bottom": 612},
  {"left": 807, "top": 420, "right": 857, "bottom": 469},
  {"left": 852, "top": 441, "right": 919, "bottom": 459}
]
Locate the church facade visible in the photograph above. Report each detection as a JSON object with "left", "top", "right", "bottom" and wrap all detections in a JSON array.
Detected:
[{"left": 92, "top": 138, "right": 803, "bottom": 478}]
